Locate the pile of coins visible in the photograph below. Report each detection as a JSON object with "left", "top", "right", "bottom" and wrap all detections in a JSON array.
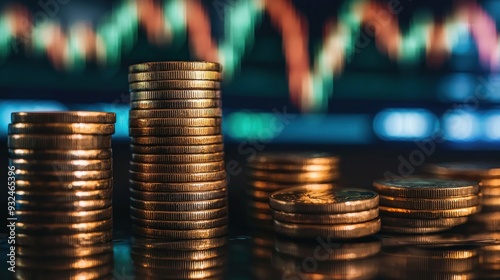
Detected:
[
  {"left": 269, "top": 185, "right": 381, "bottom": 239},
  {"left": 8, "top": 111, "right": 115, "bottom": 278},
  {"left": 428, "top": 162, "right": 500, "bottom": 231},
  {"left": 128, "top": 61, "right": 227, "bottom": 239},
  {"left": 246, "top": 152, "right": 339, "bottom": 229},
  {"left": 374, "top": 177, "right": 481, "bottom": 234}
]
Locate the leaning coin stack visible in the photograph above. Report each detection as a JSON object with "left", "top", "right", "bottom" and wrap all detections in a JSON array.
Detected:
[
  {"left": 269, "top": 185, "right": 381, "bottom": 239},
  {"left": 128, "top": 61, "right": 227, "bottom": 239},
  {"left": 374, "top": 177, "right": 481, "bottom": 234},
  {"left": 427, "top": 162, "right": 500, "bottom": 231},
  {"left": 8, "top": 111, "right": 115, "bottom": 278},
  {"left": 246, "top": 152, "right": 339, "bottom": 229}
]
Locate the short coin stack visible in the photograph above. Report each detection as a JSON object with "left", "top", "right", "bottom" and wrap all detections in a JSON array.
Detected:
[
  {"left": 269, "top": 185, "right": 381, "bottom": 239},
  {"left": 246, "top": 152, "right": 339, "bottom": 229},
  {"left": 128, "top": 61, "right": 228, "bottom": 239},
  {"left": 8, "top": 111, "right": 115, "bottom": 277},
  {"left": 374, "top": 177, "right": 481, "bottom": 234}
]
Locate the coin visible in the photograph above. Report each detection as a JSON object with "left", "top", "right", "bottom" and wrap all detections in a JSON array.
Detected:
[
  {"left": 250, "top": 170, "right": 339, "bottom": 183},
  {"left": 249, "top": 181, "right": 334, "bottom": 192},
  {"left": 18, "top": 243, "right": 113, "bottom": 257},
  {"left": 129, "top": 80, "right": 220, "bottom": 91},
  {"left": 134, "top": 266, "right": 225, "bottom": 279},
  {"left": 16, "top": 189, "right": 112, "bottom": 202},
  {"left": 15, "top": 263, "right": 114, "bottom": 280},
  {"left": 373, "top": 177, "right": 479, "bottom": 198},
  {"left": 17, "top": 252, "right": 113, "bottom": 269},
  {"left": 14, "top": 169, "right": 112, "bottom": 181},
  {"left": 480, "top": 178, "right": 500, "bottom": 188},
  {"left": 129, "top": 61, "right": 222, "bottom": 72},
  {"left": 407, "top": 245, "right": 479, "bottom": 259},
  {"left": 482, "top": 195, "right": 500, "bottom": 208},
  {"left": 246, "top": 188, "right": 272, "bottom": 201},
  {"left": 130, "top": 197, "right": 227, "bottom": 211},
  {"left": 16, "top": 199, "right": 112, "bottom": 211},
  {"left": 17, "top": 219, "right": 112, "bottom": 234},
  {"left": 8, "top": 123, "right": 115, "bottom": 134},
  {"left": 130, "top": 162, "right": 224, "bottom": 173},
  {"left": 16, "top": 179, "right": 113, "bottom": 191},
  {"left": 130, "top": 188, "right": 226, "bottom": 201},
  {"left": 9, "top": 149, "right": 112, "bottom": 160},
  {"left": 271, "top": 208, "right": 379, "bottom": 224},
  {"left": 132, "top": 225, "right": 227, "bottom": 239},
  {"left": 129, "top": 70, "right": 222, "bottom": 82},
  {"left": 17, "top": 231, "right": 112, "bottom": 246},
  {"left": 249, "top": 162, "right": 336, "bottom": 172},
  {"left": 131, "top": 152, "right": 224, "bottom": 163},
  {"left": 130, "top": 144, "right": 224, "bottom": 154},
  {"left": 130, "top": 179, "right": 226, "bottom": 192},
  {"left": 380, "top": 216, "right": 468, "bottom": 228},
  {"left": 131, "top": 246, "right": 225, "bottom": 260},
  {"left": 132, "top": 236, "right": 227, "bottom": 250},
  {"left": 130, "top": 117, "right": 222, "bottom": 127},
  {"left": 8, "top": 134, "right": 112, "bottom": 149},
  {"left": 427, "top": 162, "right": 500, "bottom": 178},
  {"left": 269, "top": 186, "right": 379, "bottom": 214},
  {"left": 379, "top": 205, "right": 482, "bottom": 218},
  {"left": 131, "top": 216, "right": 227, "bottom": 230},
  {"left": 132, "top": 255, "right": 225, "bottom": 269},
  {"left": 131, "top": 90, "right": 221, "bottom": 100},
  {"left": 382, "top": 225, "right": 454, "bottom": 234},
  {"left": 273, "top": 219, "right": 381, "bottom": 239},
  {"left": 131, "top": 135, "right": 223, "bottom": 145},
  {"left": 131, "top": 99, "right": 221, "bottom": 109},
  {"left": 130, "top": 170, "right": 226, "bottom": 182},
  {"left": 10, "top": 159, "right": 112, "bottom": 171},
  {"left": 129, "top": 126, "right": 221, "bottom": 136},
  {"left": 250, "top": 152, "right": 339, "bottom": 166},
  {"left": 129, "top": 108, "right": 222, "bottom": 118},
  {"left": 11, "top": 111, "right": 116, "bottom": 123},
  {"left": 130, "top": 207, "right": 228, "bottom": 221},
  {"left": 379, "top": 195, "right": 479, "bottom": 210},
  {"left": 17, "top": 207, "right": 112, "bottom": 223}
]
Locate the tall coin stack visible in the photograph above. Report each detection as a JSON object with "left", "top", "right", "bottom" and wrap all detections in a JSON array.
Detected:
[
  {"left": 246, "top": 152, "right": 340, "bottom": 229},
  {"left": 8, "top": 111, "right": 115, "bottom": 278},
  {"left": 128, "top": 61, "right": 228, "bottom": 239},
  {"left": 374, "top": 177, "right": 481, "bottom": 234}
]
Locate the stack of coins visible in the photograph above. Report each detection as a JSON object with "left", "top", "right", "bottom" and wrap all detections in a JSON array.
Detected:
[
  {"left": 128, "top": 61, "right": 227, "bottom": 239},
  {"left": 132, "top": 237, "right": 227, "bottom": 279},
  {"left": 269, "top": 185, "right": 381, "bottom": 239},
  {"left": 246, "top": 152, "right": 339, "bottom": 229},
  {"left": 8, "top": 111, "right": 115, "bottom": 278},
  {"left": 374, "top": 177, "right": 481, "bottom": 234},
  {"left": 427, "top": 162, "right": 500, "bottom": 231}
]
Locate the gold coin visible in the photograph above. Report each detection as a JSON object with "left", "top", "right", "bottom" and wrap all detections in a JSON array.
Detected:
[
  {"left": 130, "top": 188, "right": 227, "bottom": 201},
  {"left": 14, "top": 169, "right": 112, "bottom": 181},
  {"left": 249, "top": 162, "right": 336, "bottom": 172},
  {"left": 271, "top": 208, "right": 379, "bottom": 224},
  {"left": 129, "top": 108, "right": 222, "bottom": 118},
  {"left": 10, "top": 159, "right": 112, "bottom": 171},
  {"left": 373, "top": 177, "right": 479, "bottom": 198},
  {"left": 8, "top": 123, "right": 114, "bottom": 134},
  {"left": 248, "top": 181, "right": 334, "bottom": 192},
  {"left": 382, "top": 225, "right": 453, "bottom": 234},
  {"left": 130, "top": 170, "right": 226, "bottom": 182},
  {"left": 250, "top": 152, "right": 339, "bottom": 166},
  {"left": 130, "top": 117, "right": 222, "bottom": 128},
  {"left": 273, "top": 218, "right": 381, "bottom": 239},
  {"left": 134, "top": 266, "right": 225, "bottom": 279},
  {"left": 15, "top": 263, "right": 113, "bottom": 280},
  {"left": 17, "top": 207, "right": 112, "bottom": 223},
  {"left": 131, "top": 99, "right": 221, "bottom": 109},
  {"left": 381, "top": 216, "right": 468, "bottom": 228},
  {"left": 129, "top": 61, "right": 222, "bottom": 72},
  {"left": 131, "top": 144, "right": 224, "bottom": 154},
  {"left": 17, "top": 230, "right": 112, "bottom": 246},
  {"left": 427, "top": 162, "right": 500, "bottom": 178},
  {"left": 482, "top": 195, "right": 500, "bottom": 207},
  {"left": 16, "top": 179, "right": 112, "bottom": 191},
  {"left": 379, "top": 205, "right": 481, "bottom": 218},
  {"left": 130, "top": 90, "right": 221, "bottom": 100},
  {"left": 133, "top": 255, "right": 225, "bottom": 270},
  {"left": 129, "top": 80, "right": 220, "bottom": 91},
  {"left": 129, "top": 126, "right": 221, "bottom": 136},
  {"left": 17, "top": 219, "right": 112, "bottom": 234},
  {"left": 16, "top": 188, "right": 112, "bottom": 201},
  {"left": 250, "top": 170, "right": 339, "bottom": 183},
  {"left": 11, "top": 111, "right": 116, "bottom": 124},
  {"left": 132, "top": 225, "right": 228, "bottom": 239},
  {"left": 131, "top": 135, "right": 223, "bottom": 145},
  {"left": 8, "top": 134, "right": 112, "bottom": 149},
  {"left": 482, "top": 186, "right": 500, "bottom": 196},
  {"left": 129, "top": 70, "right": 221, "bottom": 82},
  {"left": 132, "top": 216, "right": 227, "bottom": 230},
  {"left": 407, "top": 245, "right": 479, "bottom": 259},
  {"left": 132, "top": 246, "right": 225, "bottom": 260},
  {"left": 17, "top": 252, "right": 113, "bottom": 269},
  {"left": 130, "top": 179, "right": 226, "bottom": 192},
  {"left": 269, "top": 185, "right": 379, "bottom": 214},
  {"left": 130, "top": 206, "right": 228, "bottom": 221},
  {"left": 16, "top": 199, "right": 112, "bottom": 211},
  {"left": 130, "top": 162, "right": 224, "bottom": 173},
  {"left": 130, "top": 197, "right": 227, "bottom": 211},
  {"left": 9, "top": 148, "right": 112, "bottom": 160},
  {"left": 18, "top": 243, "right": 113, "bottom": 257},
  {"left": 131, "top": 152, "right": 224, "bottom": 163},
  {"left": 379, "top": 195, "right": 479, "bottom": 210},
  {"left": 132, "top": 236, "right": 227, "bottom": 250},
  {"left": 481, "top": 178, "right": 500, "bottom": 188}
]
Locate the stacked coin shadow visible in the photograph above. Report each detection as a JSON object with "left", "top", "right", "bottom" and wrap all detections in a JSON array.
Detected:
[
  {"left": 374, "top": 177, "right": 481, "bottom": 234},
  {"left": 273, "top": 236, "right": 381, "bottom": 279},
  {"left": 427, "top": 162, "right": 500, "bottom": 232},
  {"left": 246, "top": 152, "right": 340, "bottom": 230},
  {"left": 8, "top": 112, "right": 115, "bottom": 279},
  {"left": 269, "top": 185, "right": 381, "bottom": 239},
  {"left": 131, "top": 237, "right": 227, "bottom": 279},
  {"left": 128, "top": 61, "right": 228, "bottom": 239}
]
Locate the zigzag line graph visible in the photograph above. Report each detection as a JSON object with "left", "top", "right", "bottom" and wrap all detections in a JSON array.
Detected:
[{"left": 0, "top": 0, "right": 498, "bottom": 111}]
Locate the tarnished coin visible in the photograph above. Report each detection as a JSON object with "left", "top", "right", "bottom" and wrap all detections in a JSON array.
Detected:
[
  {"left": 250, "top": 170, "right": 339, "bottom": 183},
  {"left": 130, "top": 180, "right": 226, "bottom": 192},
  {"left": 130, "top": 197, "right": 227, "bottom": 211},
  {"left": 9, "top": 149, "right": 112, "bottom": 160},
  {"left": 130, "top": 207, "right": 227, "bottom": 221},
  {"left": 131, "top": 216, "right": 227, "bottom": 230},
  {"left": 129, "top": 126, "right": 221, "bottom": 136},
  {"left": 427, "top": 162, "right": 500, "bottom": 178},
  {"left": 130, "top": 162, "right": 224, "bottom": 173},
  {"left": 14, "top": 169, "right": 112, "bottom": 181},
  {"left": 8, "top": 134, "right": 112, "bottom": 149},
  {"left": 16, "top": 189, "right": 112, "bottom": 202},
  {"left": 271, "top": 208, "right": 379, "bottom": 224},
  {"left": 17, "top": 231, "right": 112, "bottom": 246},
  {"left": 17, "top": 252, "right": 113, "bottom": 269},
  {"left": 273, "top": 219, "right": 381, "bottom": 239},
  {"left": 269, "top": 185, "right": 379, "bottom": 214},
  {"left": 129, "top": 61, "right": 222, "bottom": 72},
  {"left": 379, "top": 205, "right": 482, "bottom": 219},
  {"left": 8, "top": 123, "right": 114, "bottom": 134},
  {"left": 11, "top": 111, "right": 116, "bottom": 123},
  {"left": 130, "top": 170, "right": 226, "bottom": 182},
  {"left": 129, "top": 80, "right": 220, "bottom": 91},
  {"left": 18, "top": 243, "right": 113, "bottom": 257},
  {"left": 129, "top": 117, "right": 222, "bottom": 127},
  {"left": 382, "top": 225, "right": 453, "bottom": 234},
  {"left": 129, "top": 70, "right": 221, "bottom": 82},
  {"left": 381, "top": 216, "right": 468, "bottom": 228},
  {"left": 379, "top": 195, "right": 479, "bottom": 210},
  {"left": 132, "top": 236, "right": 227, "bottom": 250},
  {"left": 17, "top": 219, "right": 112, "bottom": 234},
  {"left": 132, "top": 225, "right": 227, "bottom": 239},
  {"left": 130, "top": 188, "right": 226, "bottom": 201},
  {"left": 17, "top": 207, "right": 112, "bottom": 223},
  {"left": 16, "top": 199, "right": 112, "bottom": 211},
  {"left": 129, "top": 108, "right": 222, "bottom": 118},
  {"left": 373, "top": 177, "right": 479, "bottom": 198},
  {"left": 131, "top": 99, "right": 221, "bottom": 109},
  {"left": 131, "top": 144, "right": 223, "bottom": 154},
  {"left": 131, "top": 135, "right": 223, "bottom": 145},
  {"left": 130, "top": 90, "right": 221, "bottom": 100},
  {"left": 131, "top": 152, "right": 224, "bottom": 163},
  {"left": 10, "top": 159, "right": 112, "bottom": 171},
  {"left": 16, "top": 179, "right": 113, "bottom": 191},
  {"left": 15, "top": 263, "right": 113, "bottom": 280}
]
